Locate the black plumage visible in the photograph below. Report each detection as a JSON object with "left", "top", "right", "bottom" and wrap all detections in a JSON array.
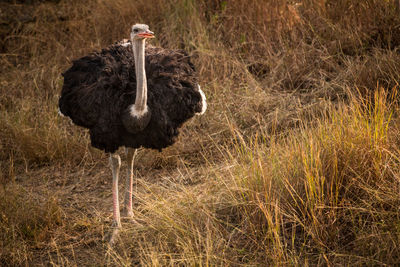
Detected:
[{"left": 59, "top": 41, "right": 204, "bottom": 153}]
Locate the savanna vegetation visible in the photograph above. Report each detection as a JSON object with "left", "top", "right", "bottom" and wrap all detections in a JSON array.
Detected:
[{"left": 1, "top": 0, "right": 400, "bottom": 265}]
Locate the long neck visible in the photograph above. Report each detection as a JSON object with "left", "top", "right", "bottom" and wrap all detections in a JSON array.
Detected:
[{"left": 132, "top": 39, "right": 147, "bottom": 111}]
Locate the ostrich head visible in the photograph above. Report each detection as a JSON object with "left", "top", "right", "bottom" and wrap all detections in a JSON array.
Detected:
[{"left": 130, "top": 24, "right": 155, "bottom": 41}]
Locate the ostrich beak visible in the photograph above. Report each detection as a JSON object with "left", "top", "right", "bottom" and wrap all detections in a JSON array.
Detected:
[{"left": 138, "top": 31, "right": 155, "bottom": 39}]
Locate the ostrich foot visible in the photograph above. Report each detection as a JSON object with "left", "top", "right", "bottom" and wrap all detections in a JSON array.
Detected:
[
  {"left": 104, "top": 224, "right": 121, "bottom": 246},
  {"left": 122, "top": 208, "right": 134, "bottom": 218},
  {"left": 122, "top": 208, "right": 139, "bottom": 223}
]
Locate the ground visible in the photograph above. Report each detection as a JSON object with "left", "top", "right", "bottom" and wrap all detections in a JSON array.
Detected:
[{"left": 2, "top": 0, "right": 400, "bottom": 266}]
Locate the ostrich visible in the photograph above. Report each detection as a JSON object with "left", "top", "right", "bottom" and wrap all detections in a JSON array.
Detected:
[{"left": 58, "top": 24, "right": 207, "bottom": 243}]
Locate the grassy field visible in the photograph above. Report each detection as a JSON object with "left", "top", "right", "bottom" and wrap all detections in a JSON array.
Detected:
[{"left": 1, "top": 0, "right": 400, "bottom": 265}]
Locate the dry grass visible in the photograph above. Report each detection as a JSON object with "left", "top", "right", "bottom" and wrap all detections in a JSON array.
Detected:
[{"left": 1, "top": 0, "right": 400, "bottom": 265}]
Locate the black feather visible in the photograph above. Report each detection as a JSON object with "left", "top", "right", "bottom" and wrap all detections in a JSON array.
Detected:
[{"left": 59, "top": 42, "right": 204, "bottom": 153}]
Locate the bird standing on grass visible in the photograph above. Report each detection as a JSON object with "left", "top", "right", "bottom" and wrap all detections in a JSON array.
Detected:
[{"left": 58, "top": 24, "right": 207, "bottom": 244}]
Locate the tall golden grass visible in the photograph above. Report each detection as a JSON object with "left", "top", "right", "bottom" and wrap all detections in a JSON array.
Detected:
[{"left": 1, "top": 0, "right": 400, "bottom": 265}]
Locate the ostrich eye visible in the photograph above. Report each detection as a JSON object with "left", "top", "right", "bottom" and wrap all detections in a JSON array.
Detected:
[{"left": 133, "top": 29, "right": 139, "bottom": 33}]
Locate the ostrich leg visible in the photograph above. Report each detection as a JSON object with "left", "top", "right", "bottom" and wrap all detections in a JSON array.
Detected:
[
  {"left": 107, "top": 153, "right": 122, "bottom": 244},
  {"left": 123, "top": 148, "right": 137, "bottom": 218}
]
